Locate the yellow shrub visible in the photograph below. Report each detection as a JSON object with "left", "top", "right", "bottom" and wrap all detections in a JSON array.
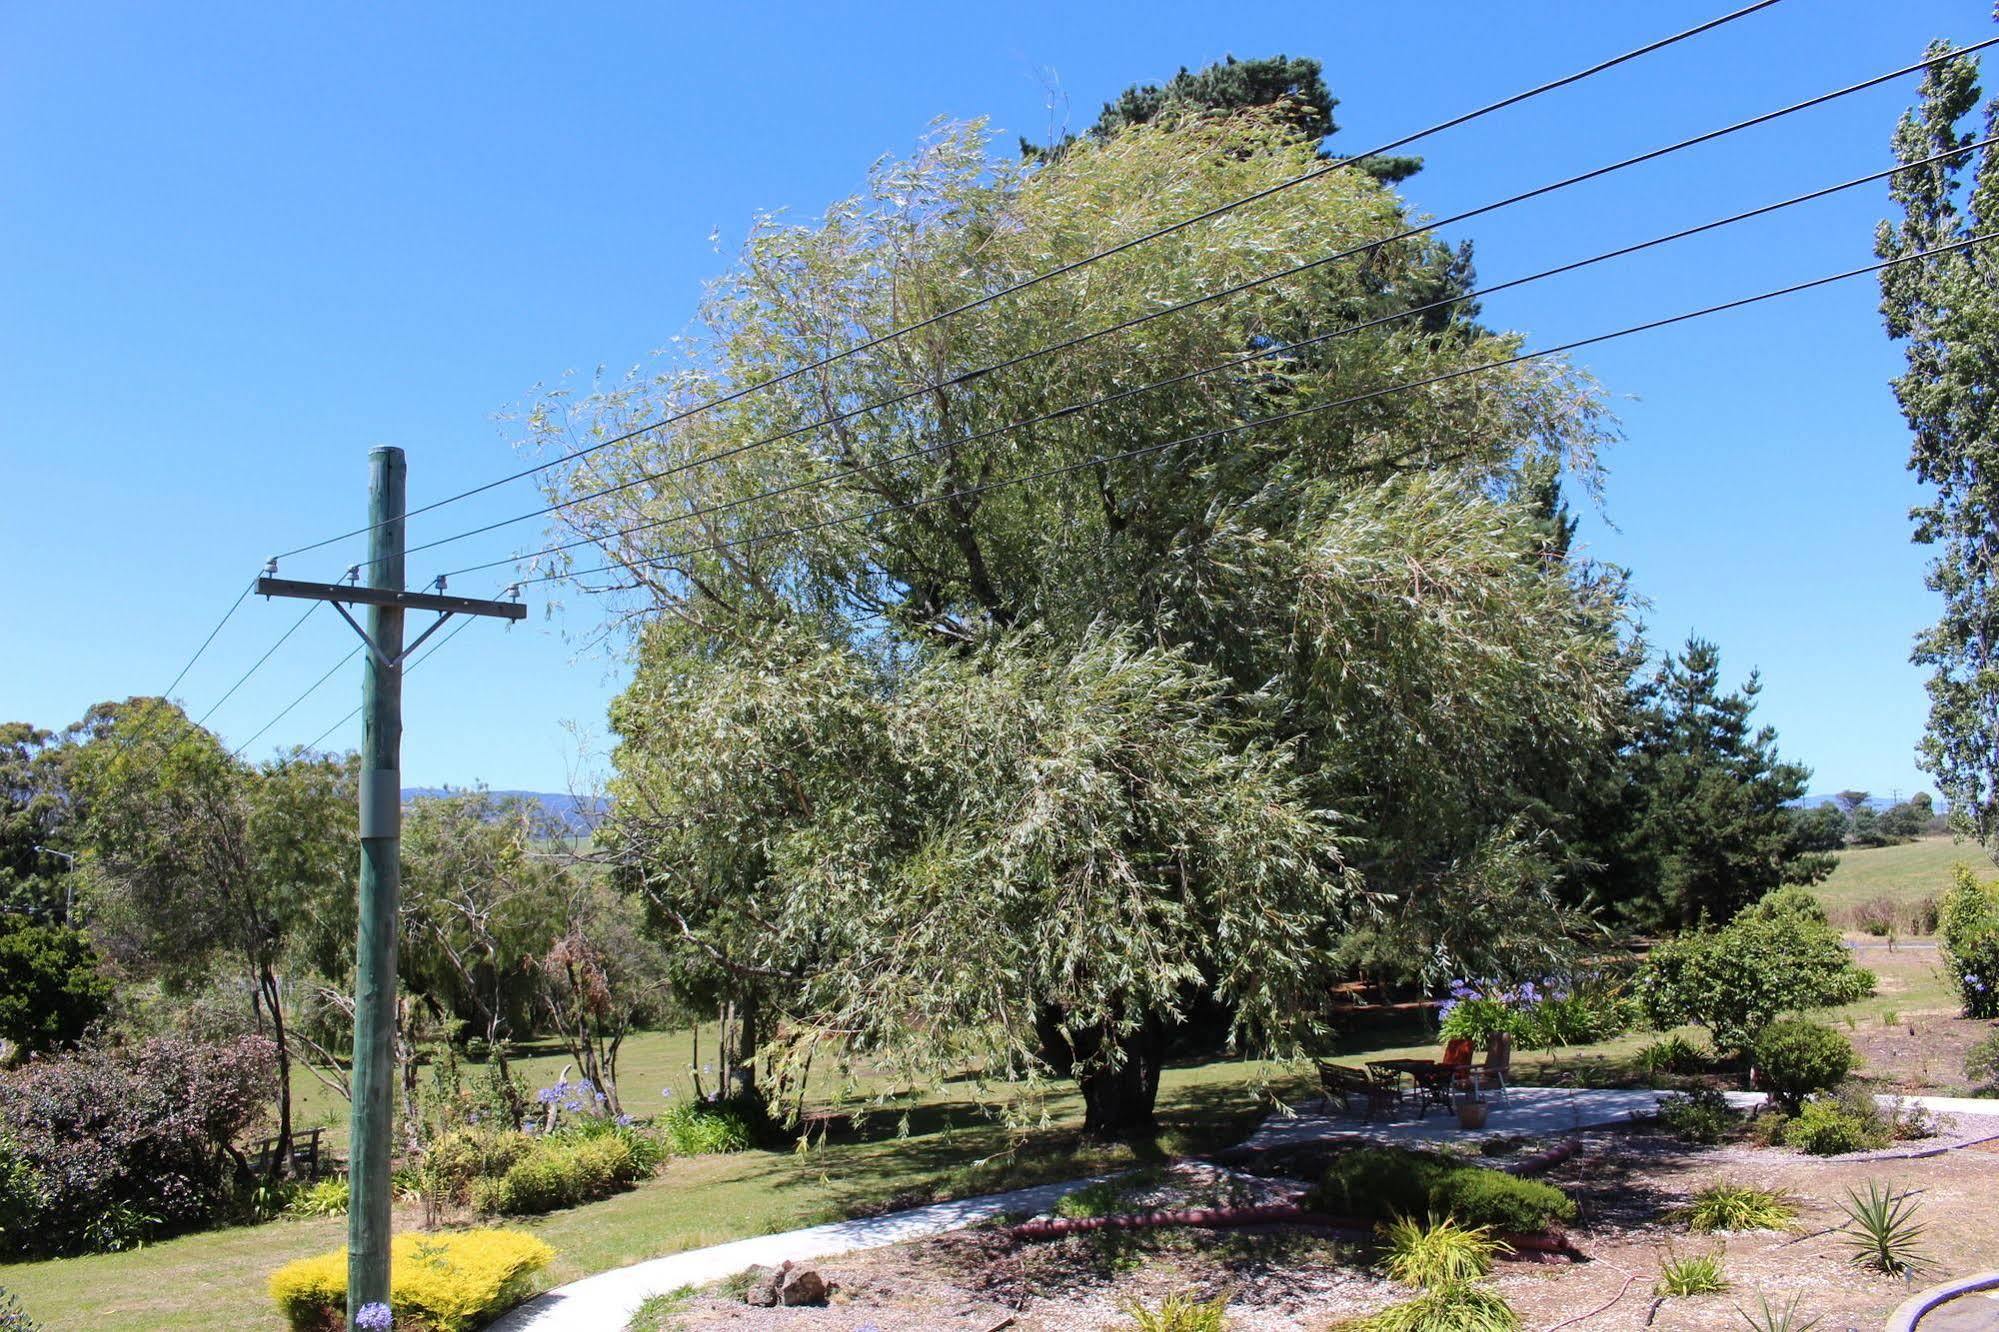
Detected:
[{"left": 268, "top": 1228, "right": 555, "bottom": 1332}]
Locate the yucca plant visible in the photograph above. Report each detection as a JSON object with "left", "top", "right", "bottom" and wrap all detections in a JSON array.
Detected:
[
  {"left": 1378, "top": 1214, "right": 1507, "bottom": 1289},
  {"left": 1117, "top": 1289, "right": 1230, "bottom": 1332},
  {"left": 1675, "top": 1182, "right": 1797, "bottom": 1233},
  {"left": 1736, "top": 1293, "right": 1822, "bottom": 1332},
  {"left": 1655, "top": 1246, "right": 1728, "bottom": 1297},
  {"left": 1836, "top": 1181, "right": 1929, "bottom": 1276},
  {"left": 1360, "top": 1283, "right": 1521, "bottom": 1332}
]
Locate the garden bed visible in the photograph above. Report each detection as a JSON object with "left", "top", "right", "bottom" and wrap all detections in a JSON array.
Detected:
[{"left": 634, "top": 1123, "right": 1999, "bottom": 1330}]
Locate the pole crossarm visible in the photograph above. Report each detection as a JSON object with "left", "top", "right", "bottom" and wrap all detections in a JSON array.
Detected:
[{"left": 256, "top": 575, "right": 526, "bottom": 620}]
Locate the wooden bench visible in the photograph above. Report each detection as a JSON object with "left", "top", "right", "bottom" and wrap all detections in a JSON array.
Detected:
[
  {"left": 244, "top": 1126, "right": 325, "bottom": 1180},
  {"left": 1316, "top": 1061, "right": 1398, "bottom": 1122}
]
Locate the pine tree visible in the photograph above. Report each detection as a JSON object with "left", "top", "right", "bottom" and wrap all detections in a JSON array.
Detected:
[{"left": 1616, "top": 638, "right": 1825, "bottom": 929}]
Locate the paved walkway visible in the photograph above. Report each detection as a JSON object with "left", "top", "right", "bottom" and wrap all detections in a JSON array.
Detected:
[
  {"left": 491, "top": 1088, "right": 1999, "bottom": 1332},
  {"left": 487, "top": 1175, "right": 1099, "bottom": 1331}
]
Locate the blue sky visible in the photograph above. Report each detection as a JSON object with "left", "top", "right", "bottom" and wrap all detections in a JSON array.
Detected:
[{"left": 1, "top": 0, "right": 1983, "bottom": 798}]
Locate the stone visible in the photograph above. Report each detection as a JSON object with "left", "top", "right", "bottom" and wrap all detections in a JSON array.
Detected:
[
  {"left": 740, "top": 1264, "right": 779, "bottom": 1306},
  {"left": 776, "top": 1264, "right": 828, "bottom": 1307}
]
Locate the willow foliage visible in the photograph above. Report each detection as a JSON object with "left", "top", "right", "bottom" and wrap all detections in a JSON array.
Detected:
[{"left": 541, "top": 109, "right": 1630, "bottom": 1130}]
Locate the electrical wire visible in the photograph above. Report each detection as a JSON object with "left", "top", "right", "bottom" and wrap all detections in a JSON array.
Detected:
[
  {"left": 436, "top": 139, "right": 1994, "bottom": 584},
  {"left": 269, "top": 0, "right": 1790, "bottom": 565},
  {"left": 231, "top": 644, "right": 362, "bottom": 759},
  {"left": 302, "top": 614, "right": 478, "bottom": 753},
  {"left": 517, "top": 235, "right": 1993, "bottom": 594},
  {"left": 385, "top": 34, "right": 1999, "bottom": 575},
  {"left": 193, "top": 601, "right": 320, "bottom": 727}
]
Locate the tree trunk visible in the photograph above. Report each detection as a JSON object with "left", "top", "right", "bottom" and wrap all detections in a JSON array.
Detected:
[
  {"left": 258, "top": 963, "right": 295, "bottom": 1181},
  {"left": 1038, "top": 1006, "right": 1166, "bottom": 1141}
]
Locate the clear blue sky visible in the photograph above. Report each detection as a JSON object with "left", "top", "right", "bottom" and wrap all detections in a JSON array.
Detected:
[{"left": 1, "top": 1, "right": 1983, "bottom": 798}]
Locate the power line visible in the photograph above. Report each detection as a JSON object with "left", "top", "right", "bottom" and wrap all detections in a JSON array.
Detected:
[
  {"left": 232, "top": 644, "right": 362, "bottom": 759},
  {"left": 521, "top": 236, "right": 1992, "bottom": 594},
  {"left": 193, "top": 601, "right": 320, "bottom": 728},
  {"left": 270, "top": 0, "right": 1788, "bottom": 565},
  {"left": 437, "top": 139, "right": 1993, "bottom": 585},
  {"left": 302, "top": 614, "right": 477, "bottom": 753},
  {"left": 388, "top": 35, "right": 1999, "bottom": 576}
]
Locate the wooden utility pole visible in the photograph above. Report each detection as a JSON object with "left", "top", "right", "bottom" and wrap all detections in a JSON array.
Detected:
[{"left": 258, "top": 446, "right": 523, "bottom": 1324}]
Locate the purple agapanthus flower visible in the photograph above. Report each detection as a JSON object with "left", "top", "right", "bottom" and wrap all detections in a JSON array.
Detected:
[
  {"left": 661, "top": 1086, "right": 675, "bottom": 1098},
  {"left": 355, "top": 1302, "right": 394, "bottom": 1331},
  {"left": 616, "top": 1114, "right": 634, "bottom": 1127},
  {"left": 536, "top": 1086, "right": 559, "bottom": 1104},
  {"left": 562, "top": 1100, "right": 583, "bottom": 1113}
]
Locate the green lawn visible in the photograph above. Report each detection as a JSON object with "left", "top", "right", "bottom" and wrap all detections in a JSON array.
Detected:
[
  {"left": 0, "top": 1013, "right": 1685, "bottom": 1332},
  {"left": 1812, "top": 834, "right": 1981, "bottom": 922}
]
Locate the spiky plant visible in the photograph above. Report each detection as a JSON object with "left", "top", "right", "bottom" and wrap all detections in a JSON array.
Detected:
[
  {"left": 1836, "top": 1181, "right": 1929, "bottom": 1276},
  {"left": 1361, "top": 1283, "right": 1521, "bottom": 1332},
  {"left": 1117, "top": 1290, "right": 1230, "bottom": 1332},
  {"left": 1655, "top": 1247, "right": 1728, "bottom": 1297},
  {"left": 1735, "top": 1293, "right": 1822, "bottom": 1332},
  {"left": 1675, "top": 1182, "right": 1797, "bottom": 1233},
  {"left": 1378, "top": 1214, "right": 1507, "bottom": 1289}
]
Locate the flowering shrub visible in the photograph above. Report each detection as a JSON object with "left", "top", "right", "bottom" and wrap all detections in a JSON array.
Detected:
[
  {"left": 267, "top": 1228, "right": 553, "bottom": 1332},
  {"left": 1939, "top": 865, "right": 1999, "bottom": 1019},
  {"left": 0, "top": 1287, "right": 43, "bottom": 1332},
  {"left": 1438, "top": 974, "right": 1636, "bottom": 1051},
  {"left": 0, "top": 1035, "right": 274, "bottom": 1256}
]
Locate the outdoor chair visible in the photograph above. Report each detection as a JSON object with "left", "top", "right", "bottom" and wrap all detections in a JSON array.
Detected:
[
  {"left": 1316, "top": 1061, "right": 1397, "bottom": 1121},
  {"left": 1480, "top": 1032, "right": 1512, "bottom": 1102},
  {"left": 1440, "top": 1036, "right": 1475, "bottom": 1069}
]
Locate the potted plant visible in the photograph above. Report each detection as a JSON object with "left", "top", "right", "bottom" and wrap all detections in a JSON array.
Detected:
[{"left": 1455, "top": 1078, "right": 1492, "bottom": 1130}]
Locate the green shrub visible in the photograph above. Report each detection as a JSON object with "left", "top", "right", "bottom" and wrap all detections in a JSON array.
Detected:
[
  {"left": 1939, "top": 865, "right": 1999, "bottom": 1019},
  {"left": 1378, "top": 1214, "right": 1503, "bottom": 1288},
  {"left": 1737, "top": 1293, "right": 1822, "bottom": 1332},
  {"left": 421, "top": 1128, "right": 535, "bottom": 1208},
  {"left": 284, "top": 1177, "right": 350, "bottom": 1218},
  {"left": 1752, "top": 1020, "right": 1855, "bottom": 1113},
  {"left": 1636, "top": 1034, "right": 1710, "bottom": 1076},
  {"left": 656, "top": 1100, "right": 754, "bottom": 1156},
  {"left": 1781, "top": 1096, "right": 1888, "bottom": 1156},
  {"left": 1967, "top": 1030, "right": 1999, "bottom": 1095},
  {"left": 1676, "top": 1182, "right": 1796, "bottom": 1233},
  {"left": 1638, "top": 889, "right": 1874, "bottom": 1055},
  {"left": 472, "top": 1130, "right": 652, "bottom": 1216},
  {"left": 0, "top": 1287, "right": 43, "bottom": 1332},
  {"left": 1309, "top": 1148, "right": 1574, "bottom": 1233},
  {"left": 1115, "top": 1290, "right": 1230, "bottom": 1332},
  {"left": 1346, "top": 1283, "right": 1520, "bottom": 1332},
  {"left": 0, "top": 916, "right": 112, "bottom": 1057},
  {"left": 1656, "top": 1089, "right": 1738, "bottom": 1145}
]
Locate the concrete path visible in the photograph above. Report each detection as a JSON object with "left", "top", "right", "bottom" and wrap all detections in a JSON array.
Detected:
[
  {"left": 487, "top": 1175, "right": 1099, "bottom": 1331},
  {"left": 490, "top": 1088, "right": 1999, "bottom": 1332}
]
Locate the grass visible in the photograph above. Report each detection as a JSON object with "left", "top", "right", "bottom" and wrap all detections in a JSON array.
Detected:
[
  {"left": 0, "top": 1052, "right": 1297, "bottom": 1332},
  {"left": 1812, "top": 835, "right": 1971, "bottom": 925},
  {"left": 625, "top": 1286, "right": 695, "bottom": 1332},
  {"left": 1377, "top": 1214, "right": 1502, "bottom": 1289}
]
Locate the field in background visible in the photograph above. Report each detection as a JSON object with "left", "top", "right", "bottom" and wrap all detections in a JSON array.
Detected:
[{"left": 1812, "top": 834, "right": 1980, "bottom": 930}]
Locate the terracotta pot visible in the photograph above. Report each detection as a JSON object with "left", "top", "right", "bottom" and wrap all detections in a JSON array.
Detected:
[{"left": 1457, "top": 1100, "right": 1491, "bottom": 1130}]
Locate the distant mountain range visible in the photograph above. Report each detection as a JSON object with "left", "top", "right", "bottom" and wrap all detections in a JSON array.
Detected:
[{"left": 401, "top": 788, "right": 608, "bottom": 835}]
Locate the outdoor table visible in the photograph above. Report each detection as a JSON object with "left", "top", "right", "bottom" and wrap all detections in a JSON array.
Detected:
[{"left": 1365, "top": 1058, "right": 1456, "bottom": 1115}]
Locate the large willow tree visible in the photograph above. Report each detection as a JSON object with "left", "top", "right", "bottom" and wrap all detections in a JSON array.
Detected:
[{"left": 530, "top": 109, "right": 1629, "bottom": 1136}]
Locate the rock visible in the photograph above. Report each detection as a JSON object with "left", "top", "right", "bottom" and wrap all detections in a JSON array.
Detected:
[
  {"left": 740, "top": 1264, "right": 779, "bottom": 1306},
  {"left": 777, "top": 1264, "right": 828, "bottom": 1306}
]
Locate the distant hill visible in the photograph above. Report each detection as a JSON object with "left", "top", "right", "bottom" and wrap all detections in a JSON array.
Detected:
[{"left": 401, "top": 788, "right": 608, "bottom": 835}]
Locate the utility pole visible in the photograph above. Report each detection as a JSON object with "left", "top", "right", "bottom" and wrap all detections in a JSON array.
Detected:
[{"left": 258, "top": 446, "right": 523, "bottom": 1325}]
